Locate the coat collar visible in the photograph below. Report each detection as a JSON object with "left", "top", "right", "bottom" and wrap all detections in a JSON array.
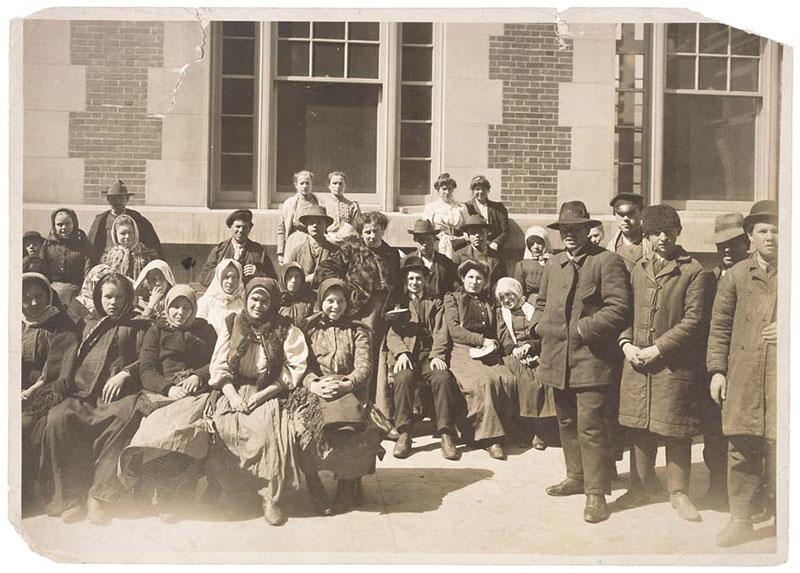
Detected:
[
  {"left": 747, "top": 252, "right": 776, "bottom": 289},
  {"left": 640, "top": 248, "right": 692, "bottom": 279}
]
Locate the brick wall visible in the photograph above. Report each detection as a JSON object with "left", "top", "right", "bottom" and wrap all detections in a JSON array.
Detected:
[
  {"left": 488, "top": 24, "right": 573, "bottom": 214},
  {"left": 68, "top": 21, "right": 164, "bottom": 204}
]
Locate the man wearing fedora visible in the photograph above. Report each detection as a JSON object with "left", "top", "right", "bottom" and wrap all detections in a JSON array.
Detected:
[
  {"left": 707, "top": 200, "right": 779, "bottom": 547},
  {"left": 464, "top": 175, "right": 510, "bottom": 253},
  {"left": 406, "top": 219, "right": 458, "bottom": 301},
  {"left": 532, "top": 200, "right": 631, "bottom": 523},
  {"left": 452, "top": 214, "right": 507, "bottom": 292},
  {"left": 86, "top": 180, "right": 164, "bottom": 266},
  {"left": 286, "top": 205, "right": 338, "bottom": 286},
  {"left": 606, "top": 192, "right": 646, "bottom": 271},
  {"left": 198, "top": 209, "right": 276, "bottom": 286}
]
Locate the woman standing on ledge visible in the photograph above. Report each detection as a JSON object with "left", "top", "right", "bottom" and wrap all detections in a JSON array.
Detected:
[{"left": 423, "top": 173, "right": 469, "bottom": 259}]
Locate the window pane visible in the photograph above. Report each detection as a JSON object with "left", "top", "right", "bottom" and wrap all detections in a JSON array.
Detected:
[
  {"left": 666, "top": 23, "right": 696, "bottom": 53},
  {"left": 401, "top": 86, "right": 432, "bottom": 120},
  {"left": 221, "top": 155, "right": 254, "bottom": 191},
  {"left": 276, "top": 82, "right": 379, "bottom": 195},
  {"left": 278, "top": 22, "right": 309, "bottom": 38},
  {"left": 312, "top": 42, "right": 345, "bottom": 77},
  {"left": 699, "top": 23, "right": 729, "bottom": 54},
  {"left": 730, "top": 58, "right": 759, "bottom": 92},
  {"left": 222, "top": 38, "right": 255, "bottom": 76},
  {"left": 349, "top": 22, "right": 379, "bottom": 41},
  {"left": 402, "top": 46, "right": 432, "bottom": 81},
  {"left": 731, "top": 28, "right": 761, "bottom": 56},
  {"left": 223, "top": 21, "right": 256, "bottom": 38},
  {"left": 221, "top": 116, "right": 254, "bottom": 154},
  {"left": 662, "top": 94, "right": 758, "bottom": 201},
  {"left": 221, "top": 78, "right": 254, "bottom": 114},
  {"left": 402, "top": 22, "right": 432, "bottom": 44},
  {"left": 277, "top": 40, "right": 309, "bottom": 76},
  {"left": 401, "top": 123, "right": 431, "bottom": 158},
  {"left": 666, "top": 55, "right": 695, "bottom": 89},
  {"left": 698, "top": 56, "right": 727, "bottom": 90},
  {"left": 313, "top": 22, "right": 345, "bottom": 39},
  {"left": 400, "top": 160, "right": 431, "bottom": 195},
  {"left": 348, "top": 44, "right": 379, "bottom": 79}
]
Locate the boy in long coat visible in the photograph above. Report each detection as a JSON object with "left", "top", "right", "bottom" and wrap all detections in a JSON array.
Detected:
[{"left": 707, "top": 200, "right": 779, "bottom": 547}]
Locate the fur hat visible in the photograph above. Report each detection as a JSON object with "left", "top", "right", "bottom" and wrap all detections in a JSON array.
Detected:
[{"left": 642, "top": 205, "right": 682, "bottom": 236}]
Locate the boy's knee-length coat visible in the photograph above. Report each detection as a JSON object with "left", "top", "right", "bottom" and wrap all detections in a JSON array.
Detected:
[{"left": 618, "top": 251, "right": 710, "bottom": 438}]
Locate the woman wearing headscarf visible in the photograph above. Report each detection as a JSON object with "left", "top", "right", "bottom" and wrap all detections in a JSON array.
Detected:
[
  {"left": 513, "top": 225, "right": 552, "bottom": 306},
  {"left": 39, "top": 208, "right": 94, "bottom": 305},
  {"left": 205, "top": 278, "right": 308, "bottom": 526},
  {"left": 278, "top": 262, "right": 316, "bottom": 330},
  {"left": 422, "top": 173, "right": 469, "bottom": 258},
  {"left": 118, "top": 285, "right": 217, "bottom": 522},
  {"left": 70, "top": 263, "right": 112, "bottom": 323},
  {"left": 20, "top": 273, "right": 80, "bottom": 513},
  {"left": 133, "top": 259, "right": 177, "bottom": 320},
  {"left": 286, "top": 278, "right": 385, "bottom": 516},
  {"left": 38, "top": 272, "right": 151, "bottom": 525},
  {"left": 495, "top": 277, "right": 557, "bottom": 450},
  {"left": 100, "top": 213, "right": 157, "bottom": 280},
  {"left": 196, "top": 259, "right": 245, "bottom": 335}
]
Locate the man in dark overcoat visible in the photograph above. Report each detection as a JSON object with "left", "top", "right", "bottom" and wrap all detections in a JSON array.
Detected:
[
  {"left": 707, "top": 200, "right": 778, "bottom": 547},
  {"left": 532, "top": 200, "right": 631, "bottom": 523},
  {"left": 406, "top": 218, "right": 458, "bottom": 300}
]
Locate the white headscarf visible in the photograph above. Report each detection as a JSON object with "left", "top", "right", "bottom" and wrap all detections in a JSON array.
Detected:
[
  {"left": 523, "top": 225, "right": 551, "bottom": 260},
  {"left": 134, "top": 259, "right": 177, "bottom": 292},
  {"left": 494, "top": 277, "right": 534, "bottom": 345},
  {"left": 196, "top": 259, "right": 245, "bottom": 334},
  {"left": 22, "top": 272, "right": 60, "bottom": 326},
  {"left": 76, "top": 264, "right": 112, "bottom": 314}
]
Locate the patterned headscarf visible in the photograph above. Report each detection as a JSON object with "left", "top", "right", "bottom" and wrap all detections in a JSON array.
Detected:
[{"left": 76, "top": 264, "right": 112, "bottom": 313}]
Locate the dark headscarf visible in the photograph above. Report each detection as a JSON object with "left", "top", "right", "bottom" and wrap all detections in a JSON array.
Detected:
[
  {"left": 92, "top": 272, "right": 136, "bottom": 320},
  {"left": 244, "top": 277, "right": 282, "bottom": 320},
  {"left": 49, "top": 208, "right": 84, "bottom": 243}
]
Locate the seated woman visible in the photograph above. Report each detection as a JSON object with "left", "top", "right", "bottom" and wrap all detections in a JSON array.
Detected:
[
  {"left": 206, "top": 278, "right": 308, "bottom": 526},
  {"left": 278, "top": 262, "right": 316, "bottom": 330},
  {"left": 118, "top": 285, "right": 217, "bottom": 522},
  {"left": 133, "top": 259, "right": 177, "bottom": 320},
  {"left": 39, "top": 272, "right": 151, "bottom": 525},
  {"left": 100, "top": 214, "right": 157, "bottom": 280},
  {"left": 20, "top": 273, "right": 80, "bottom": 513},
  {"left": 442, "top": 260, "right": 518, "bottom": 460},
  {"left": 286, "top": 278, "right": 385, "bottom": 516},
  {"left": 513, "top": 225, "right": 551, "bottom": 305},
  {"left": 196, "top": 258, "right": 245, "bottom": 335},
  {"left": 39, "top": 208, "right": 93, "bottom": 305},
  {"left": 69, "top": 263, "right": 112, "bottom": 323},
  {"left": 495, "top": 277, "right": 557, "bottom": 450}
]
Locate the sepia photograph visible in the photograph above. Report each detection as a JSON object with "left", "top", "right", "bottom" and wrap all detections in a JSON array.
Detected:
[{"left": 7, "top": 4, "right": 792, "bottom": 564}]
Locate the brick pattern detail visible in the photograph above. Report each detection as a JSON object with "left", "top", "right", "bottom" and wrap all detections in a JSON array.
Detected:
[
  {"left": 488, "top": 24, "right": 573, "bottom": 214},
  {"left": 69, "top": 21, "right": 164, "bottom": 204}
]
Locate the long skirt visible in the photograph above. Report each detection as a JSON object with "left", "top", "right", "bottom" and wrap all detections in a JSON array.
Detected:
[
  {"left": 206, "top": 384, "right": 300, "bottom": 504},
  {"left": 503, "top": 355, "right": 557, "bottom": 419},
  {"left": 448, "top": 343, "right": 518, "bottom": 442},
  {"left": 118, "top": 393, "right": 213, "bottom": 492},
  {"left": 39, "top": 393, "right": 144, "bottom": 515}
]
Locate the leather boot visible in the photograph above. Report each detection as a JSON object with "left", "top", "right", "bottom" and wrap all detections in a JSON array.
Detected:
[
  {"left": 584, "top": 494, "right": 609, "bottom": 523},
  {"left": 262, "top": 498, "right": 287, "bottom": 526},
  {"left": 86, "top": 497, "right": 112, "bottom": 526},
  {"left": 440, "top": 432, "right": 460, "bottom": 461},
  {"left": 531, "top": 435, "right": 547, "bottom": 451},
  {"left": 670, "top": 491, "right": 702, "bottom": 522},
  {"left": 393, "top": 431, "right": 413, "bottom": 459},
  {"left": 546, "top": 478, "right": 585, "bottom": 497},
  {"left": 716, "top": 518, "right": 753, "bottom": 547}
]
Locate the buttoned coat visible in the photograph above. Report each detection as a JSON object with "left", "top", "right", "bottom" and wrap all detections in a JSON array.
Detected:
[
  {"left": 618, "top": 250, "right": 709, "bottom": 438},
  {"left": 451, "top": 245, "right": 507, "bottom": 292},
  {"left": 464, "top": 198, "right": 510, "bottom": 250},
  {"left": 409, "top": 250, "right": 457, "bottom": 301},
  {"left": 385, "top": 297, "right": 448, "bottom": 371},
  {"left": 707, "top": 253, "right": 778, "bottom": 440},
  {"left": 532, "top": 244, "right": 631, "bottom": 390},
  {"left": 199, "top": 238, "right": 277, "bottom": 286}
]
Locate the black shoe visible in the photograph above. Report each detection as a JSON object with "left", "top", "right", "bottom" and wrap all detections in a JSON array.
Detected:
[
  {"left": 546, "top": 478, "right": 585, "bottom": 497},
  {"left": 333, "top": 479, "right": 356, "bottom": 514},
  {"left": 716, "top": 518, "right": 753, "bottom": 547},
  {"left": 440, "top": 432, "right": 460, "bottom": 461},
  {"left": 485, "top": 441, "right": 506, "bottom": 460},
  {"left": 393, "top": 431, "right": 412, "bottom": 459},
  {"left": 584, "top": 494, "right": 609, "bottom": 523}
]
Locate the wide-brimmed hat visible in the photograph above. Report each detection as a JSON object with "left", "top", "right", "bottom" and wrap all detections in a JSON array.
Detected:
[
  {"left": 407, "top": 218, "right": 440, "bottom": 236},
  {"left": 226, "top": 209, "right": 254, "bottom": 228},
  {"left": 743, "top": 200, "right": 778, "bottom": 231},
  {"left": 547, "top": 201, "right": 599, "bottom": 230},
  {"left": 104, "top": 179, "right": 133, "bottom": 196},
  {"left": 298, "top": 205, "right": 334, "bottom": 226},
  {"left": 401, "top": 255, "right": 430, "bottom": 276},
  {"left": 462, "top": 214, "right": 493, "bottom": 233},
  {"left": 609, "top": 192, "right": 644, "bottom": 209},
  {"left": 707, "top": 212, "right": 746, "bottom": 245}
]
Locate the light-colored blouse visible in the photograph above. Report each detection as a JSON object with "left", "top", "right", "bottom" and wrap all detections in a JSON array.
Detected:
[{"left": 422, "top": 198, "right": 469, "bottom": 258}]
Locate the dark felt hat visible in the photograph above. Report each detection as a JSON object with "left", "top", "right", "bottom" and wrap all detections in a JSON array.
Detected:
[
  {"left": 609, "top": 192, "right": 644, "bottom": 209},
  {"left": 23, "top": 231, "right": 45, "bottom": 244},
  {"left": 462, "top": 214, "right": 493, "bottom": 233},
  {"left": 104, "top": 179, "right": 133, "bottom": 196},
  {"left": 298, "top": 205, "right": 334, "bottom": 226},
  {"left": 547, "top": 201, "right": 599, "bottom": 230},
  {"left": 642, "top": 205, "right": 682, "bottom": 236},
  {"left": 407, "top": 218, "right": 440, "bottom": 236},
  {"left": 226, "top": 209, "right": 254, "bottom": 228},
  {"left": 708, "top": 212, "right": 746, "bottom": 244},
  {"left": 402, "top": 255, "right": 430, "bottom": 276},
  {"left": 743, "top": 200, "right": 778, "bottom": 231},
  {"left": 470, "top": 175, "right": 491, "bottom": 190}
]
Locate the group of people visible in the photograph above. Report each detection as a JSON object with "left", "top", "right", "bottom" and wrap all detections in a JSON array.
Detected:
[{"left": 19, "top": 171, "right": 778, "bottom": 549}]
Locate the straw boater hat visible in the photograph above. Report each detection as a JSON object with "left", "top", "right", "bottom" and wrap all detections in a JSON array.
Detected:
[
  {"left": 298, "top": 205, "right": 334, "bottom": 226},
  {"left": 707, "top": 212, "right": 746, "bottom": 245},
  {"left": 547, "top": 201, "right": 600, "bottom": 230},
  {"left": 461, "top": 214, "right": 494, "bottom": 233},
  {"left": 226, "top": 209, "right": 254, "bottom": 228},
  {"left": 104, "top": 180, "right": 133, "bottom": 196},
  {"left": 407, "top": 219, "right": 440, "bottom": 236},
  {"left": 743, "top": 200, "right": 778, "bottom": 232}
]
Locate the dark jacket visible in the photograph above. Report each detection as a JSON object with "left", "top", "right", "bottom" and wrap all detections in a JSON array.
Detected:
[
  {"left": 452, "top": 245, "right": 507, "bottom": 293},
  {"left": 139, "top": 318, "right": 217, "bottom": 395},
  {"left": 618, "top": 251, "right": 709, "bottom": 438},
  {"left": 22, "top": 311, "right": 80, "bottom": 390},
  {"left": 464, "top": 198, "right": 510, "bottom": 250},
  {"left": 41, "top": 209, "right": 94, "bottom": 286},
  {"left": 532, "top": 243, "right": 631, "bottom": 390},
  {"left": 707, "top": 253, "right": 777, "bottom": 440},
  {"left": 513, "top": 259, "right": 547, "bottom": 305},
  {"left": 87, "top": 208, "right": 163, "bottom": 265},
  {"left": 199, "top": 238, "right": 277, "bottom": 286},
  {"left": 385, "top": 296, "right": 448, "bottom": 369},
  {"left": 442, "top": 289, "right": 497, "bottom": 363},
  {"left": 412, "top": 250, "right": 457, "bottom": 301}
]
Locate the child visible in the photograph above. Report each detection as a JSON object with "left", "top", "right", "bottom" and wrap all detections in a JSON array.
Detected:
[
  {"left": 196, "top": 259, "right": 245, "bottom": 335},
  {"left": 23, "top": 231, "right": 46, "bottom": 273},
  {"left": 100, "top": 214, "right": 157, "bottom": 280},
  {"left": 513, "top": 225, "right": 551, "bottom": 305},
  {"left": 40, "top": 208, "right": 94, "bottom": 305},
  {"left": 133, "top": 259, "right": 177, "bottom": 320},
  {"left": 278, "top": 262, "right": 316, "bottom": 330}
]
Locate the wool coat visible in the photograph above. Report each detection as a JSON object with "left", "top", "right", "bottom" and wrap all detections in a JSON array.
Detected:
[
  {"left": 409, "top": 250, "right": 458, "bottom": 301},
  {"left": 464, "top": 198, "right": 510, "bottom": 250},
  {"left": 199, "top": 238, "right": 277, "bottom": 286},
  {"left": 451, "top": 245, "right": 508, "bottom": 292},
  {"left": 40, "top": 209, "right": 94, "bottom": 287},
  {"left": 707, "top": 253, "right": 778, "bottom": 440},
  {"left": 385, "top": 297, "right": 448, "bottom": 370}
]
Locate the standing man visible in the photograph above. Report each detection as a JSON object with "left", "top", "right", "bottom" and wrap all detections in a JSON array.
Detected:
[
  {"left": 708, "top": 200, "right": 778, "bottom": 547},
  {"left": 533, "top": 201, "right": 631, "bottom": 523},
  {"left": 199, "top": 209, "right": 276, "bottom": 286},
  {"left": 464, "top": 175, "right": 510, "bottom": 253},
  {"left": 87, "top": 180, "right": 164, "bottom": 265},
  {"left": 406, "top": 219, "right": 457, "bottom": 300},
  {"left": 286, "top": 205, "right": 337, "bottom": 286},
  {"left": 452, "top": 215, "right": 507, "bottom": 293},
  {"left": 606, "top": 192, "right": 645, "bottom": 271}
]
